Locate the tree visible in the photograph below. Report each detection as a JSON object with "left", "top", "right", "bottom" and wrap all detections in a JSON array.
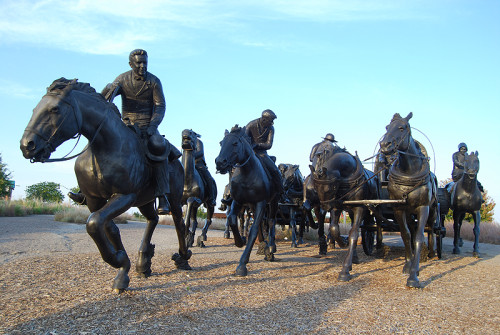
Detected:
[
  {"left": 25, "top": 182, "right": 64, "bottom": 203},
  {"left": 439, "top": 178, "right": 495, "bottom": 222},
  {"left": 0, "top": 153, "right": 13, "bottom": 198}
]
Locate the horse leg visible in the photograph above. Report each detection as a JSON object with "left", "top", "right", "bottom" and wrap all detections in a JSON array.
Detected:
[
  {"left": 169, "top": 199, "right": 192, "bottom": 270},
  {"left": 229, "top": 201, "right": 245, "bottom": 248},
  {"left": 452, "top": 211, "right": 464, "bottom": 254},
  {"left": 136, "top": 202, "right": 159, "bottom": 277},
  {"left": 339, "top": 207, "right": 364, "bottom": 281},
  {"left": 298, "top": 210, "right": 305, "bottom": 244},
  {"left": 472, "top": 210, "right": 481, "bottom": 258},
  {"left": 394, "top": 210, "right": 412, "bottom": 275},
  {"left": 200, "top": 205, "right": 214, "bottom": 244},
  {"left": 329, "top": 210, "right": 347, "bottom": 248},
  {"left": 316, "top": 208, "right": 327, "bottom": 255},
  {"left": 289, "top": 207, "right": 298, "bottom": 248},
  {"left": 407, "top": 206, "right": 429, "bottom": 288},
  {"left": 235, "top": 201, "right": 266, "bottom": 276},
  {"left": 86, "top": 194, "right": 136, "bottom": 292}
]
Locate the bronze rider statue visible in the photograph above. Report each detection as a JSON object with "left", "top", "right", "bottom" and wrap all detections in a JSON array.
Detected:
[
  {"left": 193, "top": 131, "right": 217, "bottom": 207},
  {"left": 245, "top": 109, "right": 283, "bottom": 195},
  {"left": 452, "top": 142, "right": 484, "bottom": 192},
  {"left": 69, "top": 49, "right": 180, "bottom": 214}
]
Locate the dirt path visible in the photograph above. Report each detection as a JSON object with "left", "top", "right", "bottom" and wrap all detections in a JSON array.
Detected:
[{"left": 1, "top": 215, "right": 499, "bottom": 334}]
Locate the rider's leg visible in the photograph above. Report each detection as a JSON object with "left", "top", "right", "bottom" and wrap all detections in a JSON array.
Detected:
[
  {"left": 68, "top": 190, "right": 87, "bottom": 205},
  {"left": 154, "top": 160, "right": 171, "bottom": 215}
]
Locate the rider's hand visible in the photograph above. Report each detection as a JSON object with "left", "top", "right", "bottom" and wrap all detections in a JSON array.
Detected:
[{"left": 146, "top": 125, "right": 157, "bottom": 136}]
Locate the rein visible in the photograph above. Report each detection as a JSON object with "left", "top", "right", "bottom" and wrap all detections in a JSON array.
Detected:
[{"left": 32, "top": 91, "right": 108, "bottom": 163}]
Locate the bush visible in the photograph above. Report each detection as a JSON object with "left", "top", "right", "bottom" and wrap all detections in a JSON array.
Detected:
[
  {"left": 25, "top": 182, "right": 64, "bottom": 203},
  {"left": 0, "top": 199, "right": 64, "bottom": 216}
]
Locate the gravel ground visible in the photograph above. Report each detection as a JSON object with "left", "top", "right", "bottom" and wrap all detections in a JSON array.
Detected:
[{"left": 0, "top": 215, "right": 499, "bottom": 334}]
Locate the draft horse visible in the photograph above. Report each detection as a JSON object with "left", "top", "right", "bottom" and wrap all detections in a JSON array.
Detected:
[
  {"left": 215, "top": 125, "right": 280, "bottom": 276},
  {"left": 310, "top": 148, "right": 379, "bottom": 281},
  {"left": 181, "top": 129, "right": 216, "bottom": 248},
  {"left": 20, "top": 78, "right": 191, "bottom": 292},
  {"left": 379, "top": 112, "right": 438, "bottom": 288}
]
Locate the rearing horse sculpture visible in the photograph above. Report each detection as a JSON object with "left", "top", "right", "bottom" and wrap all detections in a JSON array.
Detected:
[
  {"left": 20, "top": 78, "right": 191, "bottom": 292},
  {"left": 379, "top": 112, "right": 438, "bottom": 288},
  {"left": 181, "top": 129, "right": 215, "bottom": 248},
  {"left": 215, "top": 125, "right": 279, "bottom": 276}
]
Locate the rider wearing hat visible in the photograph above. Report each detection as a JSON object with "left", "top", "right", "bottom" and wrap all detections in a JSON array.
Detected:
[
  {"left": 245, "top": 109, "right": 284, "bottom": 195},
  {"left": 309, "top": 133, "right": 340, "bottom": 167}
]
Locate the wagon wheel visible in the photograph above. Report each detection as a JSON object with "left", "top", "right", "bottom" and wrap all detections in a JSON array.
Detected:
[{"left": 361, "top": 226, "right": 375, "bottom": 256}]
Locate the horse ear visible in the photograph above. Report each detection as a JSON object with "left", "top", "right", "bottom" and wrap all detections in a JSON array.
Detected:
[
  {"left": 224, "top": 129, "right": 229, "bottom": 136},
  {"left": 475, "top": 151, "right": 478, "bottom": 156},
  {"left": 405, "top": 112, "right": 413, "bottom": 121}
]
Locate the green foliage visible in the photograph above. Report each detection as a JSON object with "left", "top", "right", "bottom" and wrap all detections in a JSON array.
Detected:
[
  {"left": 439, "top": 178, "right": 495, "bottom": 223},
  {"left": 0, "top": 199, "right": 64, "bottom": 216},
  {"left": 0, "top": 153, "right": 13, "bottom": 198},
  {"left": 25, "top": 182, "right": 64, "bottom": 203}
]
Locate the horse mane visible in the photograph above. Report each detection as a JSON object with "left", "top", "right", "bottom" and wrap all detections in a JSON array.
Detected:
[
  {"left": 47, "top": 77, "right": 121, "bottom": 117},
  {"left": 230, "top": 124, "right": 251, "bottom": 143}
]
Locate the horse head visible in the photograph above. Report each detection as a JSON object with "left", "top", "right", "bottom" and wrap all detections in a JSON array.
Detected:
[
  {"left": 215, "top": 125, "right": 252, "bottom": 174},
  {"left": 279, "top": 164, "right": 303, "bottom": 191},
  {"left": 20, "top": 78, "right": 83, "bottom": 162},
  {"left": 181, "top": 129, "right": 199, "bottom": 150},
  {"left": 310, "top": 165, "right": 341, "bottom": 211},
  {"left": 379, "top": 112, "right": 413, "bottom": 156},
  {"left": 464, "top": 151, "right": 480, "bottom": 177}
]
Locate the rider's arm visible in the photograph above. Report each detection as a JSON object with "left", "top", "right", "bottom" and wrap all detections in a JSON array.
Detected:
[{"left": 150, "top": 78, "right": 166, "bottom": 129}]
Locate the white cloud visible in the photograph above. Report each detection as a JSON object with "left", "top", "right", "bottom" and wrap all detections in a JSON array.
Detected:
[{"left": 0, "top": 0, "right": 437, "bottom": 55}]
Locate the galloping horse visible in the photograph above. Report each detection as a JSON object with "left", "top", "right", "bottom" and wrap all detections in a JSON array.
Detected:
[
  {"left": 215, "top": 125, "right": 279, "bottom": 276},
  {"left": 20, "top": 78, "right": 191, "bottom": 292},
  {"left": 446, "top": 152, "right": 482, "bottom": 257},
  {"left": 181, "top": 129, "right": 215, "bottom": 248},
  {"left": 379, "top": 112, "right": 438, "bottom": 288},
  {"left": 311, "top": 148, "right": 379, "bottom": 281},
  {"left": 278, "top": 163, "right": 307, "bottom": 247}
]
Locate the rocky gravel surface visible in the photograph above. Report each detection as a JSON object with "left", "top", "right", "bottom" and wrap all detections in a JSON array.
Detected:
[{"left": 1, "top": 215, "right": 499, "bottom": 334}]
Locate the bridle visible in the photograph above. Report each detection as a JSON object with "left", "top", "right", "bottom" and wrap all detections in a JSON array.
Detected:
[
  {"left": 226, "top": 132, "right": 252, "bottom": 169},
  {"left": 28, "top": 87, "right": 108, "bottom": 163}
]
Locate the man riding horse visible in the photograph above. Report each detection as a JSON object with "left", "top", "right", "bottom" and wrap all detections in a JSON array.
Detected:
[
  {"left": 452, "top": 142, "right": 484, "bottom": 192},
  {"left": 192, "top": 131, "right": 217, "bottom": 207},
  {"left": 69, "top": 49, "right": 180, "bottom": 214},
  {"left": 245, "top": 109, "right": 283, "bottom": 195}
]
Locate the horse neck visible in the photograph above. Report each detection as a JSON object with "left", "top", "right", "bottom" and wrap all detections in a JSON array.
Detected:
[
  {"left": 395, "top": 137, "right": 423, "bottom": 173},
  {"left": 182, "top": 148, "right": 195, "bottom": 185},
  {"left": 73, "top": 91, "right": 120, "bottom": 147},
  {"left": 460, "top": 172, "right": 478, "bottom": 193}
]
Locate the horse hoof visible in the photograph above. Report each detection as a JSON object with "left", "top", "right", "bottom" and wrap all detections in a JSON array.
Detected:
[
  {"left": 291, "top": 242, "right": 297, "bottom": 248},
  {"left": 137, "top": 269, "right": 152, "bottom": 278},
  {"left": 338, "top": 272, "right": 352, "bottom": 282},
  {"left": 112, "top": 273, "right": 130, "bottom": 291},
  {"left": 202, "top": 234, "right": 208, "bottom": 242},
  {"left": 473, "top": 251, "right": 481, "bottom": 258},
  {"left": 235, "top": 265, "right": 248, "bottom": 277},
  {"left": 452, "top": 247, "right": 461, "bottom": 254},
  {"left": 172, "top": 253, "right": 192, "bottom": 270},
  {"left": 458, "top": 238, "right": 464, "bottom": 247},
  {"left": 264, "top": 248, "right": 275, "bottom": 262},
  {"left": 224, "top": 232, "right": 230, "bottom": 239},
  {"left": 113, "top": 288, "right": 126, "bottom": 294},
  {"left": 406, "top": 279, "right": 421, "bottom": 289},
  {"left": 196, "top": 236, "right": 205, "bottom": 248},
  {"left": 352, "top": 256, "right": 360, "bottom": 265}
]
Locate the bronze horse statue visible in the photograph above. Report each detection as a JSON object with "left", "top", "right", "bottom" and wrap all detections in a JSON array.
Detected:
[
  {"left": 215, "top": 125, "right": 279, "bottom": 276},
  {"left": 181, "top": 129, "right": 215, "bottom": 248},
  {"left": 379, "top": 112, "right": 438, "bottom": 288},
  {"left": 219, "top": 182, "right": 253, "bottom": 239},
  {"left": 20, "top": 78, "right": 191, "bottom": 292},
  {"left": 310, "top": 148, "right": 379, "bottom": 281},
  {"left": 445, "top": 151, "right": 482, "bottom": 257},
  {"left": 278, "top": 163, "right": 307, "bottom": 248}
]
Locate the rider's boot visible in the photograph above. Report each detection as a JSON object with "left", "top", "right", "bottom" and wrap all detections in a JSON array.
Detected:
[
  {"left": 68, "top": 191, "right": 86, "bottom": 205},
  {"left": 157, "top": 195, "right": 171, "bottom": 215}
]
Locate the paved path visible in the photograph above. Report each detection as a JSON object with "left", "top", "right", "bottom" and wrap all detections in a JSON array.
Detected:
[{"left": 1, "top": 215, "right": 499, "bottom": 264}]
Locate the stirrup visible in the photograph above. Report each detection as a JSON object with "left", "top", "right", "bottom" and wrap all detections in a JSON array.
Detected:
[{"left": 157, "top": 195, "right": 171, "bottom": 215}]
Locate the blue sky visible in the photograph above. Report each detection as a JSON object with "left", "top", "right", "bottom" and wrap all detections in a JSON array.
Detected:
[{"left": 1, "top": 1, "right": 499, "bottom": 221}]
